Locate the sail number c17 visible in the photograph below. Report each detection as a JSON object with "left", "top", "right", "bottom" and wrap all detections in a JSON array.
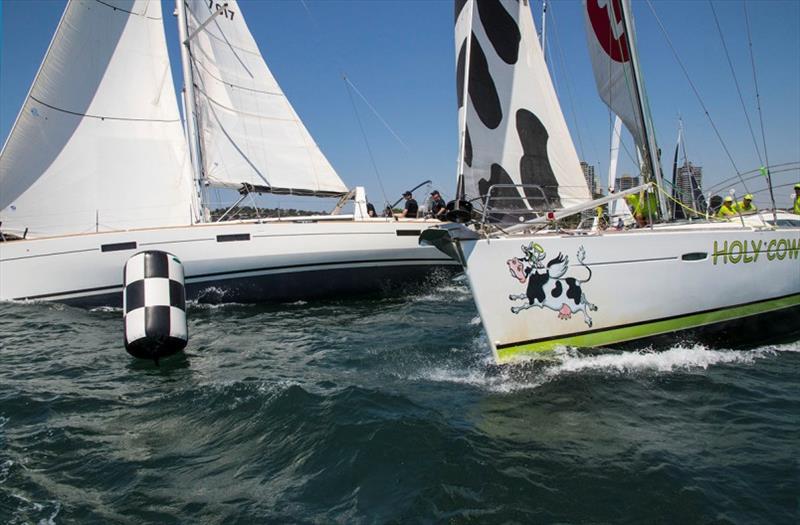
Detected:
[{"left": 208, "top": 1, "right": 235, "bottom": 21}]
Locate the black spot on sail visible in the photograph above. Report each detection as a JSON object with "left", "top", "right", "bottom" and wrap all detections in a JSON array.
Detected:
[
  {"left": 551, "top": 279, "right": 562, "bottom": 298},
  {"left": 464, "top": 126, "right": 473, "bottom": 167},
  {"left": 455, "top": 0, "right": 468, "bottom": 23},
  {"left": 456, "top": 40, "right": 466, "bottom": 109},
  {"left": 476, "top": 0, "right": 521, "bottom": 65},
  {"left": 468, "top": 34, "right": 502, "bottom": 129},
  {"left": 516, "top": 109, "right": 561, "bottom": 208},
  {"left": 477, "top": 164, "right": 530, "bottom": 223}
]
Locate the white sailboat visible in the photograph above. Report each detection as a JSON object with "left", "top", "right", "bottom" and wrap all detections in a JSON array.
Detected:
[
  {"left": 422, "top": 0, "right": 800, "bottom": 363},
  {"left": 0, "top": 0, "right": 458, "bottom": 306}
]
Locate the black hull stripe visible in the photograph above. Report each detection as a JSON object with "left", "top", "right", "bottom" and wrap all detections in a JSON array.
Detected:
[
  {"left": 495, "top": 293, "right": 800, "bottom": 350},
  {"left": 2, "top": 247, "right": 99, "bottom": 262},
  {"left": 12, "top": 258, "right": 459, "bottom": 301}
]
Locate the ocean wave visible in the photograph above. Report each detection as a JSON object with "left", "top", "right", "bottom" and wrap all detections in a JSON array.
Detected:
[
  {"left": 409, "top": 343, "right": 790, "bottom": 394},
  {"left": 548, "top": 344, "right": 768, "bottom": 374},
  {"left": 407, "top": 284, "right": 473, "bottom": 304},
  {"left": 186, "top": 300, "right": 250, "bottom": 311},
  {"left": 0, "top": 460, "right": 11, "bottom": 485},
  {"left": 89, "top": 306, "right": 122, "bottom": 314}
]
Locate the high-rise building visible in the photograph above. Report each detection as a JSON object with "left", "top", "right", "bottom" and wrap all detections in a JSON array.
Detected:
[
  {"left": 616, "top": 174, "right": 640, "bottom": 191},
  {"left": 580, "top": 161, "right": 598, "bottom": 195},
  {"left": 675, "top": 162, "right": 703, "bottom": 206}
]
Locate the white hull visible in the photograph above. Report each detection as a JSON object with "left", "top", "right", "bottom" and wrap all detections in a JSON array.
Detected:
[
  {"left": 429, "top": 215, "right": 800, "bottom": 363},
  {"left": 0, "top": 217, "right": 459, "bottom": 306}
]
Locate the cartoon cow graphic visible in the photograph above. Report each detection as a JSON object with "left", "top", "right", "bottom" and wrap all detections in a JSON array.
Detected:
[{"left": 506, "top": 243, "right": 598, "bottom": 326}]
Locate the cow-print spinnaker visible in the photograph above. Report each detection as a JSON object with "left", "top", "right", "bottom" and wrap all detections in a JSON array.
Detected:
[
  {"left": 517, "top": 109, "right": 562, "bottom": 208},
  {"left": 476, "top": 0, "right": 521, "bottom": 65}
]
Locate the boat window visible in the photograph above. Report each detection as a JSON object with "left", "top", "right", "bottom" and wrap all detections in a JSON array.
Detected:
[
  {"left": 396, "top": 230, "right": 422, "bottom": 237},
  {"left": 768, "top": 220, "right": 800, "bottom": 227},
  {"left": 216, "top": 234, "right": 250, "bottom": 242},
  {"left": 681, "top": 252, "right": 708, "bottom": 261},
  {"left": 101, "top": 241, "right": 137, "bottom": 252}
]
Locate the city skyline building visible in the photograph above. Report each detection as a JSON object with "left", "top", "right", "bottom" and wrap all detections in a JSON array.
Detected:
[
  {"left": 580, "top": 161, "right": 601, "bottom": 196},
  {"left": 675, "top": 161, "right": 703, "bottom": 204},
  {"left": 616, "top": 174, "right": 641, "bottom": 191}
]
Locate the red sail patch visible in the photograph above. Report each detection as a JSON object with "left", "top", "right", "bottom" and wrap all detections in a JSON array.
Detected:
[{"left": 587, "top": 0, "right": 630, "bottom": 63}]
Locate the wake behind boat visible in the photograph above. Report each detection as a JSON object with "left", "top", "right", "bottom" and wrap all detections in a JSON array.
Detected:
[
  {"left": 0, "top": 0, "right": 458, "bottom": 306},
  {"left": 422, "top": 0, "right": 799, "bottom": 363}
]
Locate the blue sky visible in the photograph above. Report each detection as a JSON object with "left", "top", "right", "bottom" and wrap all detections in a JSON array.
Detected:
[{"left": 1, "top": 0, "right": 798, "bottom": 209}]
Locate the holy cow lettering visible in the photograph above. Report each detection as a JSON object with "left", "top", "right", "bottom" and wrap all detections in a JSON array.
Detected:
[
  {"left": 712, "top": 240, "right": 728, "bottom": 265},
  {"left": 715, "top": 238, "right": 798, "bottom": 264},
  {"left": 728, "top": 241, "right": 743, "bottom": 264}
]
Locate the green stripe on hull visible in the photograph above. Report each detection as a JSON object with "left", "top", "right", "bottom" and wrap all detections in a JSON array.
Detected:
[{"left": 497, "top": 294, "right": 800, "bottom": 363}]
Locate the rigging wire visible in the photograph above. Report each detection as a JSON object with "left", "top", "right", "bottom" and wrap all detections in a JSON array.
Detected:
[
  {"left": 343, "top": 78, "right": 391, "bottom": 209},
  {"left": 743, "top": 0, "right": 778, "bottom": 216},
  {"left": 708, "top": 0, "right": 763, "bottom": 165},
  {"left": 297, "top": 0, "right": 396, "bottom": 208},
  {"left": 644, "top": 0, "right": 750, "bottom": 194}
]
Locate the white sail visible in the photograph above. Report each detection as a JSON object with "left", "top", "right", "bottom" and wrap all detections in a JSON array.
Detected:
[
  {"left": 184, "top": 0, "right": 347, "bottom": 196},
  {"left": 606, "top": 115, "right": 633, "bottom": 223},
  {"left": 455, "top": 0, "right": 590, "bottom": 210},
  {"left": 0, "top": 0, "right": 194, "bottom": 237}
]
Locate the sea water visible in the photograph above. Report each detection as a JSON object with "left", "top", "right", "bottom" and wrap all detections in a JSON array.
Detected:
[{"left": 0, "top": 282, "right": 797, "bottom": 523}]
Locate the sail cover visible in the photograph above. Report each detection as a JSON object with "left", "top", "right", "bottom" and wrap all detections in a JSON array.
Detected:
[
  {"left": 185, "top": 0, "right": 347, "bottom": 196},
  {"left": 454, "top": 0, "right": 590, "bottom": 210},
  {"left": 0, "top": 0, "right": 194, "bottom": 237},
  {"left": 583, "top": 0, "right": 646, "bottom": 151}
]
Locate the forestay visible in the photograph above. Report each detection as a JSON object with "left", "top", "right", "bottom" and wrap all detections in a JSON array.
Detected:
[
  {"left": 454, "top": 0, "right": 590, "bottom": 211},
  {"left": 0, "top": 0, "right": 194, "bottom": 237},
  {"left": 185, "top": 0, "right": 347, "bottom": 196}
]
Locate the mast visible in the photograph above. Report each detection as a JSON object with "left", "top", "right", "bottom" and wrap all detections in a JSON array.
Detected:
[
  {"left": 540, "top": 0, "right": 548, "bottom": 60},
  {"left": 175, "top": 0, "right": 206, "bottom": 222},
  {"left": 455, "top": 0, "right": 475, "bottom": 201},
  {"left": 618, "top": 0, "right": 668, "bottom": 218}
]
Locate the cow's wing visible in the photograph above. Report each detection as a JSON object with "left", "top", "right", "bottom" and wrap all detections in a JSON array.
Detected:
[{"left": 548, "top": 255, "right": 569, "bottom": 279}]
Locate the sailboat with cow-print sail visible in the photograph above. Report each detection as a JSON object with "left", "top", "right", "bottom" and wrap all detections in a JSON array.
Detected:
[
  {"left": 454, "top": 0, "right": 592, "bottom": 215},
  {"left": 421, "top": 0, "right": 799, "bottom": 364}
]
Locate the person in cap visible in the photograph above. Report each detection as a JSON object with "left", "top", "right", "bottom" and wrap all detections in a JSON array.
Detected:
[
  {"left": 794, "top": 183, "right": 800, "bottom": 215},
  {"left": 395, "top": 191, "right": 418, "bottom": 218},
  {"left": 429, "top": 190, "right": 447, "bottom": 220},
  {"left": 717, "top": 196, "right": 737, "bottom": 218},
  {"left": 736, "top": 194, "right": 757, "bottom": 214}
]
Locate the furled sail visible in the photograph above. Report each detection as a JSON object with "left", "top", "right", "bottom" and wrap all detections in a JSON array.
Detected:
[
  {"left": 584, "top": 0, "right": 666, "bottom": 213},
  {"left": 583, "top": 0, "right": 646, "bottom": 149},
  {"left": 184, "top": 0, "right": 347, "bottom": 196},
  {"left": 454, "top": 0, "right": 591, "bottom": 211},
  {"left": 0, "top": 0, "right": 194, "bottom": 237}
]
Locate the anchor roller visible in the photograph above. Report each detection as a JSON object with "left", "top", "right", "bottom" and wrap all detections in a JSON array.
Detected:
[{"left": 123, "top": 251, "right": 187, "bottom": 361}]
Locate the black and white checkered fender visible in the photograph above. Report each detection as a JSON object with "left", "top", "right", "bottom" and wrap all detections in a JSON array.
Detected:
[{"left": 123, "top": 251, "right": 187, "bottom": 359}]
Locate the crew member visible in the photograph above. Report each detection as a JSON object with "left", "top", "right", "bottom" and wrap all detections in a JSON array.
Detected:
[
  {"left": 396, "top": 191, "right": 418, "bottom": 218},
  {"left": 717, "top": 196, "right": 737, "bottom": 219},
  {"left": 366, "top": 202, "right": 377, "bottom": 217},
  {"left": 794, "top": 184, "right": 800, "bottom": 214},
  {"left": 736, "top": 194, "right": 757, "bottom": 214},
  {"left": 430, "top": 190, "right": 447, "bottom": 220},
  {"left": 625, "top": 194, "right": 646, "bottom": 227}
]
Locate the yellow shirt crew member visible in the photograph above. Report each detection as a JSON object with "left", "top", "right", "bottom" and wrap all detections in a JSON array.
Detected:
[
  {"left": 736, "top": 194, "right": 757, "bottom": 214},
  {"left": 794, "top": 184, "right": 800, "bottom": 215},
  {"left": 717, "top": 196, "right": 737, "bottom": 219}
]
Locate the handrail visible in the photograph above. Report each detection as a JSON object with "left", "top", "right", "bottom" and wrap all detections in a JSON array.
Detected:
[
  {"left": 502, "top": 183, "right": 654, "bottom": 233},
  {"left": 480, "top": 184, "right": 552, "bottom": 227}
]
